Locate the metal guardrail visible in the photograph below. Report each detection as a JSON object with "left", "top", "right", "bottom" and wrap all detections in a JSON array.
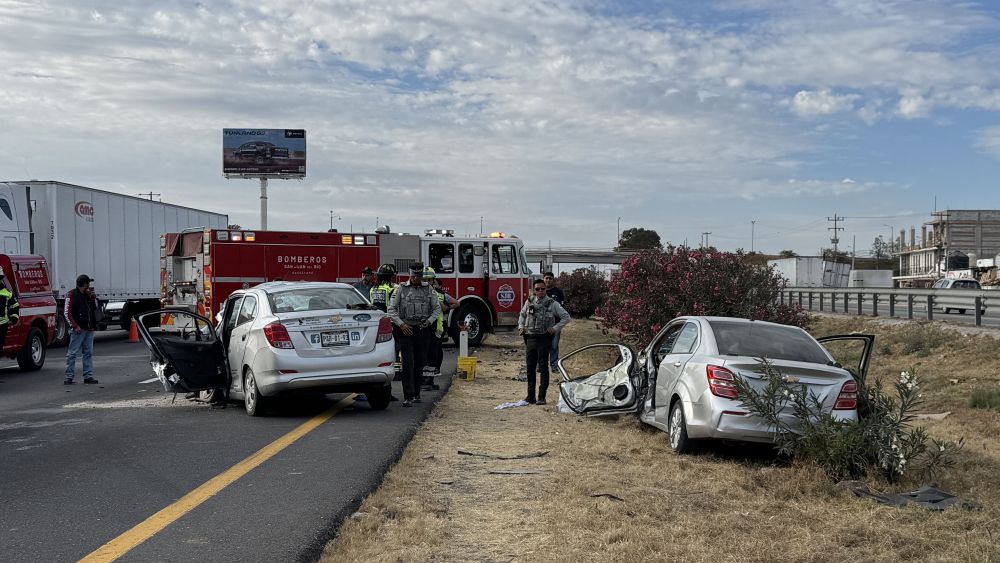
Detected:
[{"left": 781, "top": 287, "right": 994, "bottom": 326}]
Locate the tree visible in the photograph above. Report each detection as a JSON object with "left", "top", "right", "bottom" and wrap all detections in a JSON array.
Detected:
[
  {"left": 871, "top": 236, "right": 890, "bottom": 269},
  {"left": 557, "top": 267, "right": 608, "bottom": 317},
  {"left": 599, "top": 248, "right": 808, "bottom": 341},
  {"left": 618, "top": 227, "right": 662, "bottom": 250},
  {"left": 227, "top": 224, "right": 243, "bottom": 230},
  {"left": 778, "top": 249, "right": 798, "bottom": 258}
]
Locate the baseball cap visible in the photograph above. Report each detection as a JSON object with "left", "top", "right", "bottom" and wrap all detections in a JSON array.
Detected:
[
  {"left": 361, "top": 267, "right": 374, "bottom": 275},
  {"left": 76, "top": 274, "right": 94, "bottom": 286}
]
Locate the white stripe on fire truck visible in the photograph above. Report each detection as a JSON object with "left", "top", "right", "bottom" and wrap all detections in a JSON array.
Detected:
[
  {"left": 20, "top": 306, "right": 57, "bottom": 316},
  {"left": 212, "top": 277, "right": 267, "bottom": 283}
]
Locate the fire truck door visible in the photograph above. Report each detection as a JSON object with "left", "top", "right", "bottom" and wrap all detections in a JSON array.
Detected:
[
  {"left": 488, "top": 241, "right": 523, "bottom": 326},
  {"left": 425, "top": 241, "right": 457, "bottom": 295}
]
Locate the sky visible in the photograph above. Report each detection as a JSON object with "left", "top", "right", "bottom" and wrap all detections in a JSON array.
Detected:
[{"left": 1, "top": 0, "right": 999, "bottom": 256}]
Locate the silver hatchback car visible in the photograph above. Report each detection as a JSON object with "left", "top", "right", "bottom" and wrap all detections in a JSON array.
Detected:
[
  {"left": 559, "top": 316, "right": 872, "bottom": 453},
  {"left": 137, "top": 282, "right": 395, "bottom": 416}
]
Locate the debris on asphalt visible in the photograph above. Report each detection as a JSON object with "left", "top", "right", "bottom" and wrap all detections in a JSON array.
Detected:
[
  {"left": 458, "top": 449, "right": 549, "bottom": 460},
  {"left": 837, "top": 481, "right": 981, "bottom": 511}
]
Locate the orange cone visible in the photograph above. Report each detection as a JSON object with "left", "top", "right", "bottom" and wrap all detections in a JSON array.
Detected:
[{"left": 128, "top": 319, "right": 139, "bottom": 342}]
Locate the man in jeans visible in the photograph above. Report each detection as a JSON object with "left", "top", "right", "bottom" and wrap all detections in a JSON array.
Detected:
[
  {"left": 543, "top": 271, "right": 565, "bottom": 371},
  {"left": 518, "top": 279, "right": 570, "bottom": 405},
  {"left": 64, "top": 275, "right": 99, "bottom": 385}
]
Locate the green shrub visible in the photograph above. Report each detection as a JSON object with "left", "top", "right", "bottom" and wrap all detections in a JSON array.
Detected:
[
  {"left": 734, "top": 362, "right": 961, "bottom": 483},
  {"left": 970, "top": 389, "right": 1000, "bottom": 411}
]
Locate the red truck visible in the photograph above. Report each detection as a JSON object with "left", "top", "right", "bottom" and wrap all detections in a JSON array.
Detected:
[
  {"left": 0, "top": 255, "right": 58, "bottom": 370},
  {"left": 159, "top": 228, "right": 534, "bottom": 345}
]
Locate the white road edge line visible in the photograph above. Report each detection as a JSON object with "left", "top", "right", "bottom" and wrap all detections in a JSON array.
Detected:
[{"left": 138, "top": 378, "right": 159, "bottom": 384}]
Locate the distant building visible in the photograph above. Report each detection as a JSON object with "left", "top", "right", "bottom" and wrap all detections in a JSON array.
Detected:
[{"left": 894, "top": 210, "right": 1000, "bottom": 287}]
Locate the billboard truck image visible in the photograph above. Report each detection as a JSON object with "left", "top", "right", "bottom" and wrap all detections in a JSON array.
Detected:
[{"left": 223, "top": 129, "right": 306, "bottom": 176}]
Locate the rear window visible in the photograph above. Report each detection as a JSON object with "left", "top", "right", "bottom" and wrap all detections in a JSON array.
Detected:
[
  {"left": 269, "top": 287, "right": 370, "bottom": 313},
  {"left": 708, "top": 320, "right": 830, "bottom": 365}
]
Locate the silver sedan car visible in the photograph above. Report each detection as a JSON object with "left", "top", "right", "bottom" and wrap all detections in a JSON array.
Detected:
[
  {"left": 137, "top": 282, "right": 395, "bottom": 416},
  {"left": 558, "top": 316, "right": 872, "bottom": 453}
]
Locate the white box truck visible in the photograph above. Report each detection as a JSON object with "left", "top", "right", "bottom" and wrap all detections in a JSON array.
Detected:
[{"left": 0, "top": 181, "right": 228, "bottom": 345}]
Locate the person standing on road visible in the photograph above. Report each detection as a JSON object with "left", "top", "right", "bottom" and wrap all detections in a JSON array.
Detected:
[
  {"left": 421, "top": 268, "right": 459, "bottom": 390},
  {"left": 353, "top": 267, "right": 376, "bottom": 296},
  {"left": 369, "top": 264, "right": 397, "bottom": 312},
  {"left": 64, "top": 275, "right": 99, "bottom": 385},
  {"left": 543, "top": 272, "right": 565, "bottom": 371},
  {"left": 518, "top": 278, "right": 570, "bottom": 405},
  {"left": 388, "top": 262, "right": 440, "bottom": 407},
  {"left": 0, "top": 270, "right": 20, "bottom": 352}
]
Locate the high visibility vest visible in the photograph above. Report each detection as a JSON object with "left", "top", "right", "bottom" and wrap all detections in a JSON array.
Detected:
[
  {"left": 434, "top": 291, "right": 445, "bottom": 335},
  {"left": 0, "top": 287, "right": 19, "bottom": 326},
  {"left": 370, "top": 283, "right": 395, "bottom": 312}
]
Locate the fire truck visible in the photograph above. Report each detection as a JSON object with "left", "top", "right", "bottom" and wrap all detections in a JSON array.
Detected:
[
  {"left": 160, "top": 228, "right": 534, "bottom": 345},
  {"left": 0, "top": 254, "right": 58, "bottom": 371}
]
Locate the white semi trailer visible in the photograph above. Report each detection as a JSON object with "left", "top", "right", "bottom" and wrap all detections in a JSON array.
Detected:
[{"left": 0, "top": 181, "right": 228, "bottom": 345}]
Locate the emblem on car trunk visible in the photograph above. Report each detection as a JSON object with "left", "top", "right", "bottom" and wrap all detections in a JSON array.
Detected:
[
  {"left": 329, "top": 316, "right": 342, "bottom": 323},
  {"left": 353, "top": 314, "right": 371, "bottom": 322},
  {"left": 782, "top": 376, "right": 800, "bottom": 383}
]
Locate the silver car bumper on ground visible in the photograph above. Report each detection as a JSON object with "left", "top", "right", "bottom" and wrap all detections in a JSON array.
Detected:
[{"left": 252, "top": 342, "right": 395, "bottom": 396}]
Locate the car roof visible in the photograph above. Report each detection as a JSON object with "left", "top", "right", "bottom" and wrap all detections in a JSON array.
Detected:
[
  {"left": 673, "top": 315, "right": 802, "bottom": 331},
  {"left": 249, "top": 281, "right": 356, "bottom": 293}
]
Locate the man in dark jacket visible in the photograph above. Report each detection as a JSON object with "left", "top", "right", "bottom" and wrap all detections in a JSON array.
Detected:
[{"left": 64, "top": 275, "right": 99, "bottom": 385}]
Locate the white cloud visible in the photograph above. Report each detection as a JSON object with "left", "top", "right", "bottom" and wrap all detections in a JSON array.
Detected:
[
  {"left": 974, "top": 126, "right": 1000, "bottom": 159},
  {"left": 791, "top": 89, "right": 859, "bottom": 117}
]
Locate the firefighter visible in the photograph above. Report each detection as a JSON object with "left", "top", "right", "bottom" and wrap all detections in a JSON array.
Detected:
[
  {"left": 387, "top": 262, "right": 440, "bottom": 407},
  {"left": 0, "top": 270, "right": 19, "bottom": 351},
  {"left": 369, "top": 264, "right": 396, "bottom": 312}
]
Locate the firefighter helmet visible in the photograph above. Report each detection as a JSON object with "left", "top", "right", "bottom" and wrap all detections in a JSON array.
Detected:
[
  {"left": 423, "top": 266, "right": 436, "bottom": 279},
  {"left": 377, "top": 263, "right": 396, "bottom": 276}
]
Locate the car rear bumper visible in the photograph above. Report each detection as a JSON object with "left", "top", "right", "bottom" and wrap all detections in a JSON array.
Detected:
[
  {"left": 684, "top": 396, "right": 858, "bottom": 443},
  {"left": 252, "top": 343, "right": 395, "bottom": 396}
]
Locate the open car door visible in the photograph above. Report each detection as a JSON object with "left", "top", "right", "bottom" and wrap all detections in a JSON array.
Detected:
[
  {"left": 136, "top": 310, "right": 229, "bottom": 394},
  {"left": 558, "top": 344, "right": 641, "bottom": 416},
  {"left": 816, "top": 334, "right": 875, "bottom": 382}
]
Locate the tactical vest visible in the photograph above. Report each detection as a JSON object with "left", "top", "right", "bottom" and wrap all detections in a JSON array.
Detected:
[
  {"left": 397, "top": 283, "right": 433, "bottom": 324},
  {"left": 524, "top": 298, "right": 557, "bottom": 334}
]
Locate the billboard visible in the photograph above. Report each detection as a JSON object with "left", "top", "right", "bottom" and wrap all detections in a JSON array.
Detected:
[{"left": 223, "top": 129, "right": 306, "bottom": 177}]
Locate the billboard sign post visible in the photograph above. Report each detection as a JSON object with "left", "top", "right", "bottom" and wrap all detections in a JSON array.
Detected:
[{"left": 223, "top": 128, "right": 306, "bottom": 229}]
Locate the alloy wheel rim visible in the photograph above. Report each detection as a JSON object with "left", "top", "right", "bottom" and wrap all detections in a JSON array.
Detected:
[
  {"left": 246, "top": 374, "right": 256, "bottom": 410},
  {"left": 464, "top": 314, "right": 480, "bottom": 340},
  {"left": 31, "top": 336, "right": 42, "bottom": 364},
  {"left": 669, "top": 408, "right": 682, "bottom": 448}
]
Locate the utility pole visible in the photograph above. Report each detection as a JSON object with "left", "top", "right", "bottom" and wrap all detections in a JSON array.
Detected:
[
  {"left": 883, "top": 223, "right": 894, "bottom": 254},
  {"left": 480, "top": 216, "right": 483, "bottom": 235},
  {"left": 750, "top": 220, "right": 756, "bottom": 253},
  {"left": 329, "top": 210, "right": 341, "bottom": 231},
  {"left": 827, "top": 214, "right": 844, "bottom": 256},
  {"left": 617, "top": 217, "right": 621, "bottom": 249},
  {"left": 851, "top": 235, "right": 856, "bottom": 270},
  {"left": 137, "top": 192, "right": 161, "bottom": 202}
]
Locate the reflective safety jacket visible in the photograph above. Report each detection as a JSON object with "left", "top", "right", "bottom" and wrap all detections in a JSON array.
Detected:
[
  {"left": 0, "top": 286, "right": 19, "bottom": 326},
  {"left": 369, "top": 282, "right": 395, "bottom": 312}
]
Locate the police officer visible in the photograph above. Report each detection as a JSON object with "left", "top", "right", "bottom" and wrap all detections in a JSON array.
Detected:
[
  {"left": 369, "top": 264, "right": 396, "bottom": 312},
  {"left": 388, "top": 262, "right": 440, "bottom": 407},
  {"left": 0, "top": 270, "right": 20, "bottom": 350},
  {"left": 517, "top": 278, "right": 570, "bottom": 405}
]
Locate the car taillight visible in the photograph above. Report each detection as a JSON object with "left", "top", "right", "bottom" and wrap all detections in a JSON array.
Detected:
[
  {"left": 707, "top": 365, "right": 739, "bottom": 399},
  {"left": 263, "top": 322, "right": 294, "bottom": 349},
  {"left": 834, "top": 380, "right": 858, "bottom": 410},
  {"left": 376, "top": 317, "right": 393, "bottom": 343}
]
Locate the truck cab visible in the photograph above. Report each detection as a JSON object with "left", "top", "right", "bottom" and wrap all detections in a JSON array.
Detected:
[{"left": 0, "top": 255, "right": 57, "bottom": 370}]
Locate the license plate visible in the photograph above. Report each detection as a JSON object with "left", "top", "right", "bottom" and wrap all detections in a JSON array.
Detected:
[{"left": 321, "top": 331, "right": 350, "bottom": 347}]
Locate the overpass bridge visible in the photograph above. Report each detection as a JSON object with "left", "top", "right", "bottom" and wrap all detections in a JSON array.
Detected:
[{"left": 524, "top": 247, "right": 638, "bottom": 272}]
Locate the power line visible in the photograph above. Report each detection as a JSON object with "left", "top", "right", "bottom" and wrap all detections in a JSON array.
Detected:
[{"left": 827, "top": 214, "right": 844, "bottom": 254}]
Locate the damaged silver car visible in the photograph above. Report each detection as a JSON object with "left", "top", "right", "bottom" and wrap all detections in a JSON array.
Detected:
[{"left": 558, "top": 316, "right": 873, "bottom": 453}]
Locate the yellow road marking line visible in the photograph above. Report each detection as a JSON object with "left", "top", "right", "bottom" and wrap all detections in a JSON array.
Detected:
[{"left": 79, "top": 395, "right": 356, "bottom": 563}]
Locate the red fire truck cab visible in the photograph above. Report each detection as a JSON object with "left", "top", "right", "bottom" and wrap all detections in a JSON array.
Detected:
[
  {"left": 160, "top": 228, "right": 533, "bottom": 345},
  {"left": 1, "top": 255, "right": 58, "bottom": 371}
]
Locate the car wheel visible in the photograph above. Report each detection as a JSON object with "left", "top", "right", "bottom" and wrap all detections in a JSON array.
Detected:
[
  {"left": 16, "top": 327, "right": 46, "bottom": 371},
  {"left": 365, "top": 385, "right": 392, "bottom": 410},
  {"left": 668, "top": 401, "right": 693, "bottom": 454},
  {"left": 53, "top": 315, "right": 69, "bottom": 348},
  {"left": 243, "top": 368, "right": 267, "bottom": 416}
]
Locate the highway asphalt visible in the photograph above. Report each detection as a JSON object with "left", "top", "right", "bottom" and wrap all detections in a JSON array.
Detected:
[{"left": 0, "top": 331, "right": 454, "bottom": 562}]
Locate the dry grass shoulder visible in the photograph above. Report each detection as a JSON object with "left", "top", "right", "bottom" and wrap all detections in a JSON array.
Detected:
[{"left": 321, "top": 317, "right": 1000, "bottom": 563}]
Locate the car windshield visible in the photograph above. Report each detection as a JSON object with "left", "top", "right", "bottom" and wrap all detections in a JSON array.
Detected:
[
  {"left": 268, "top": 287, "right": 371, "bottom": 313},
  {"left": 708, "top": 320, "right": 830, "bottom": 365}
]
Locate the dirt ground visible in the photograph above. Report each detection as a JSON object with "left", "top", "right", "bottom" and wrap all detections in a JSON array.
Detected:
[{"left": 320, "top": 315, "right": 1000, "bottom": 562}]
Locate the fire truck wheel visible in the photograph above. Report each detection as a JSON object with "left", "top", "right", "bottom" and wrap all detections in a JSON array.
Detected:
[
  {"left": 452, "top": 303, "right": 490, "bottom": 347},
  {"left": 53, "top": 316, "right": 69, "bottom": 348},
  {"left": 17, "top": 328, "right": 46, "bottom": 371},
  {"left": 365, "top": 385, "right": 392, "bottom": 410},
  {"left": 243, "top": 368, "right": 268, "bottom": 416}
]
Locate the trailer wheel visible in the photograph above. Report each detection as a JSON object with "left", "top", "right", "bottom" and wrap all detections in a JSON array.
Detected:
[
  {"left": 53, "top": 316, "right": 69, "bottom": 348},
  {"left": 17, "top": 327, "right": 46, "bottom": 371},
  {"left": 451, "top": 303, "right": 490, "bottom": 347}
]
